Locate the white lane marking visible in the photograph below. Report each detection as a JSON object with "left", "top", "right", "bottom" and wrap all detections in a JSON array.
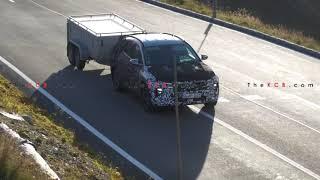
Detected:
[
  {"left": 20, "top": 0, "right": 320, "bottom": 176},
  {"left": 218, "top": 97, "right": 230, "bottom": 103},
  {"left": 9, "top": 0, "right": 15, "bottom": 3},
  {"left": 277, "top": 93, "right": 320, "bottom": 110},
  {"left": 291, "top": 94, "right": 320, "bottom": 110},
  {"left": 211, "top": 62, "right": 320, "bottom": 110},
  {"left": 279, "top": 94, "right": 295, "bottom": 100},
  {"left": 222, "top": 85, "right": 320, "bottom": 135},
  {"left": 189, "top": 105, "right": 320, "bottom": 180},
  {"left": 31, "top": 0, "right": 320, "bottom": 110},
  {"left": 29, "top": 0, "right": 66, "bottom": 17},
  {"left": 240, "top": 95, "right": 266, "bottom": 101},
  {"left": 140, "top": 0, "right": 320, "bottom": 117},
  {"left": 14, "top": 3, "right": 161, "bottom": 178},
  {"left": 0, "top": 56, "right": 163, "bottom": 180},
  {"left": 208, "top": 62, "right": 320, "bottom": 134}
]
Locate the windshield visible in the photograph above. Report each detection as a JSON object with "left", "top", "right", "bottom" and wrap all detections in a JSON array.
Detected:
[{"left": 144, "top": 44, "right": 200, "bottom": 66}]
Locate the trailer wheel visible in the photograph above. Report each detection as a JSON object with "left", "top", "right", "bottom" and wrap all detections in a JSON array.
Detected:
[
  {"left": 67, "top": 44, "right": 76, "bottom": 66},
  {"left": 74, "top": 48, "right": 85, "bottom": 70}
]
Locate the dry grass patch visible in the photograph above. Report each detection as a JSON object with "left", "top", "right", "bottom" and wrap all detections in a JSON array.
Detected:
[{"left": 0, "top": 134, "right": 46, "bottom": 180}]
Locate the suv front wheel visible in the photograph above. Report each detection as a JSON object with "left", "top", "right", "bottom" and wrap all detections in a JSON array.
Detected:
[{"left": 141, "top": 87, "right": 157, "bottom": 112}]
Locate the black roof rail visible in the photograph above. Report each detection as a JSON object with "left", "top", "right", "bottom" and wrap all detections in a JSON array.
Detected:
[
  {"left": 123, "top": 32, "right": 186, "bottom": 48},
  {"left": 126, "top": 32, "right": 185, "bottom": 41},
  {"left": 161, "top": 33, "right": 185, "bottom": 42},
  {"left": 124, "top": 34, "right": 145, "bottom": 47}
]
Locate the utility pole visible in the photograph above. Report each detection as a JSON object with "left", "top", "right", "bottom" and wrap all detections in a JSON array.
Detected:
[
  {"left": 212, "top": 0, "right": 217, "bottom": 18},
  {"left": 174, "top": 56, "right": 183, "bottom": 180}
]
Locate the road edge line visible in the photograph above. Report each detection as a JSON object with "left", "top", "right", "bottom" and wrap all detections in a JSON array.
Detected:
[
  {"left": 189, "top": 105, "right": 320, "bottom": 180},
  {"left": 0, "top": 56, "right": 163, "bottom": 180},
  {"left": 221, "top": 85, "right": 320, "bottom": 135}
]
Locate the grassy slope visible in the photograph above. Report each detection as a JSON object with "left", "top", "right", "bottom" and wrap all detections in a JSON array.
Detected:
[
  {"left": 160, "top": 0, "right": 320, "bottom": 51},
  {"left": 0, "top": 134, "right": 47, "bottom": 180},
  {"left": 0, "top": 74, "right": 123, "bottom": 179}
]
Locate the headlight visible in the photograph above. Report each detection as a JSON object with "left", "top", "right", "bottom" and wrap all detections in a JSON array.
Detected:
[
  {"left": 212, "top": 75, "right": 219, "bottom": 83},
  {"left": 210, "top": 75, "right": 219, "bottom": 88},
  {"left": 154, "top": 88, "right": 163, "bottom": 97}
]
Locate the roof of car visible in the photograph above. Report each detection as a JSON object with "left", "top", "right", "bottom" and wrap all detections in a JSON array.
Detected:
[{"left": 130, "top": 33, "right": 184, "bottom": 47}]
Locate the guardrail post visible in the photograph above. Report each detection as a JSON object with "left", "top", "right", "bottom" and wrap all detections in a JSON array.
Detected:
[{"left": 212, "top": 0, "right": 217, "bottom": 18}]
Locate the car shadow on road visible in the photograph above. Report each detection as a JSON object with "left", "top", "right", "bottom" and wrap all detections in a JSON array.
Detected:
[{"left": 30, "top": 65, "right": 216, "bottom": 180}]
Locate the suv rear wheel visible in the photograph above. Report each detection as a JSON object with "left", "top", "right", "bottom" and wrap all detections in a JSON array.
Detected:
[{"left": 111, "top": 67, "right": 124, "bottom": 91}]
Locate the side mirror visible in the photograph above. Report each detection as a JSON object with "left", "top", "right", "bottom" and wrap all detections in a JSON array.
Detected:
[
  {"left": 201, "top": 54, "right": 208, "bottom": 60},
  {"left": 129, "top": 58, "right": 140, "bottom": 65}
]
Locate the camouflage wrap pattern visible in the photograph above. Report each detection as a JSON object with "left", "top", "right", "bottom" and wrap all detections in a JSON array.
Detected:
[{"left": 143, "top": 68, "right": 219, "bottom": 106}]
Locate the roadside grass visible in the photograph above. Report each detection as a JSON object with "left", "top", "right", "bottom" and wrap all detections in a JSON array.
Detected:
[
  {"left": 0, "top": 134, "right": 45, "bottom": 180},
  {"left": 160, "top": 0, "right": 320, "bottom": 51},
  {"left": 0, "top": 74, "right": 123, "bottom": 179}
]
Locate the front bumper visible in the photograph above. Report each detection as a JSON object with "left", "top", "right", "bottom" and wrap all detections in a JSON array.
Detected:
[{"left": 149, "top": 79, "right": 219, "bottom": 107}]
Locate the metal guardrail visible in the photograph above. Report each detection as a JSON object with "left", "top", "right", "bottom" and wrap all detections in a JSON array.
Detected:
[
  {"left": 141, "top": 0, "right": 320, "bottom": 59},
  {"left": 68, "top": 13, "right": 145, "bottom": 37}
]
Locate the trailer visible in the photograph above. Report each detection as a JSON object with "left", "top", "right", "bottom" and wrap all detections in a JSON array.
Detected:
[{"left": 67, "top": 13, "right": 145, "bottom": 70}]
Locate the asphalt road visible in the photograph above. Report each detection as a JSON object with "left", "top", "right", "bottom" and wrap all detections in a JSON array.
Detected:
[{"left": 0, "top": 0, "right": 319, "bottom": 179}]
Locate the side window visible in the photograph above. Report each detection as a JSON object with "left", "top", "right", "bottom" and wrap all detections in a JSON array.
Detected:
[
  {"left": 116, "top": 40, "right": 128, "bottom": 57},
  {"left": 120, "top": 40, "right": 129, "bottom": 51},
  {"left": 124, "top": 41, "right": 142, "bottom": 64},
  {"left": 123, "top": 41, "right": 133, "bottom": 57},
  {"left": 131, "top": 44, "right": 142, "bottom": 64},
  {"left": 113, "top": 39, "right": 127, "bottom": 65}
]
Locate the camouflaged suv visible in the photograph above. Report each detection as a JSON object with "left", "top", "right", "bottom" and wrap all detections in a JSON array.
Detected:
[{"left": 111, "top": 33, "right": 219, "bottom": 111}]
